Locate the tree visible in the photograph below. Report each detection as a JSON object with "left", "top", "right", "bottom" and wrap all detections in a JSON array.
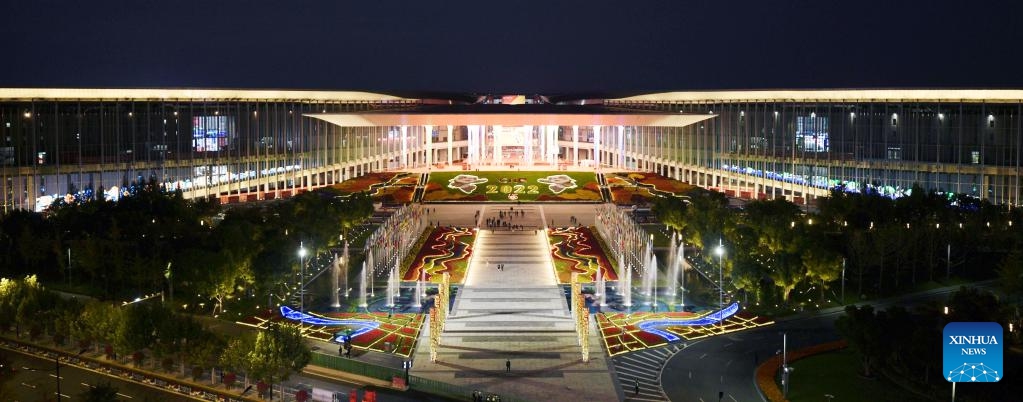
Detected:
[
  {"left": 248, "top": 323, "right": 311, "bottom": 384},
  {"left": 835, "top": 305, "right": 883, "bottom": 377}
]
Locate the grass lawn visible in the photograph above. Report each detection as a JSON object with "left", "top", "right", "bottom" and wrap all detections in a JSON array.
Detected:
[
  {"left": 423, "top": 171, "right": 601, "bottom": 202},
  {"left": 786, "top": 348, "right": 929, "bottom": 402}
]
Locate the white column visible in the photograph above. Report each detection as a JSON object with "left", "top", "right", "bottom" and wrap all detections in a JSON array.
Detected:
[
  {"left": 592, "top": 126, "right": 601, "bottom": 168},
  {"left": 424, "top": 125, "right": 433, "bottom": 167},
  {"left": 617, "top": 125, "right": 625, "bottom": 169},
  {"left": 573, "top": 125, "right": 579, "bottom": 166},
  {"left": 400, "top": 126, "right": 409, "bottom": 168},
  {"left": 524, "top": 125, "right": 534, "bottom": 166},
  {"left": 447, "top": 125, "right": 453, "bottom": 165},
  {"left": 547, "top": 125, "right": 558, "bottom": 164},
  {"left": 467, "top": 125, "right": 478, "bottom": 164},
  {"left": 493, "top": 125, "right": 503, "bottom": 165}
]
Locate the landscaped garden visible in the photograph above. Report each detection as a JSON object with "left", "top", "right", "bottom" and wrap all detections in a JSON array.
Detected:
[
  {"left": 402, "top": 226, "right": 476, "bottom": 283},
  {"left": 422, "top": 171, "right": 601, "bottom": 202},
  {"left": 239, "top": 309, "right": 425, "bottom": 358},
  {"left": 596, "top": 309, "right": 774, "bottom": 356},
  {"left": 332, "top": 171, "right": 418, "bottom": 203},
  {"left": 548, "top": 226, "right": 617, "bottom": 283},
  {"left": 605, "top": 172, "right": 695, "bottom": 205}
]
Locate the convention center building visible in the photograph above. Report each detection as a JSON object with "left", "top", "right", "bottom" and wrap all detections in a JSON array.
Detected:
[{"left": 1, "top": 88, "right": 1021, "bottom": 212}]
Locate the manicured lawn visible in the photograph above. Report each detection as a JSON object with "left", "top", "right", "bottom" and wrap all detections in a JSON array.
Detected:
[
  {"left": 785, "top": 348, "right": 928, "bottom": 402},
  {"left": 423, "top": 171, "right": 601, "bottom": 202}
]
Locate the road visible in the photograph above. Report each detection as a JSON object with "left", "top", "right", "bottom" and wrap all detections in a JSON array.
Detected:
[
  {"left": 662, "top": 283, "right": 992, "bottom": 402},
  {"left": 1, "top": 349, "right": 195, "bottom": 402}
]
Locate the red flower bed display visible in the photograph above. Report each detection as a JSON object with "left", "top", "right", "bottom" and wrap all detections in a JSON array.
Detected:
[
  {"left": 403, "top": 226, "right": 475, "bottom": 283},
  {"left": 333, "top": 172, "right": 399, "bottom": 193},
  {"left": 239, "top": 311, "right": 425, "bottom": 358},
  {"left": 596, "top": 310, "right": 774, "bottom": 356},
  {"left": 548, "top": 226, "right": 617, "bottom": 283}
]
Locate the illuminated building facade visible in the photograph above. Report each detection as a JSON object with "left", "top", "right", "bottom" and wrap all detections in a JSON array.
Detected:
[{"left": 1, "top": 88, "right": 1021, "bottom": 212}]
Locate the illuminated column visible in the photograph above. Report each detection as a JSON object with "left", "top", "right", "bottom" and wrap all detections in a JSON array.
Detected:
[
  {"left": 573, "top": 125, "right": 579, "bottom": 166},
  {"left": 446, "top": 125, "right": 453, "bottom": 165},
  {"left": 592, "top": 126, "right": 601, "bottom": 168},
  {"left": 425, "top": 125, "right": 433, "bottom": 167},
  {"left": 524, "top": 125, "right": 534, "bottom": 166},
  {"left": 400, "top": 126, "right": 409, "bottom": 168},
  {"left": 617, "top": 126, "right": 625, "bottom": 169},
  {"left": 547, "top": 125, "right": 558, "bottom": 164},
  {"left": 493, "top": 125, "right": 503, "bottom": 165},
  {"left": 467, "top": 125, "right": 478, "bottom": 164}
]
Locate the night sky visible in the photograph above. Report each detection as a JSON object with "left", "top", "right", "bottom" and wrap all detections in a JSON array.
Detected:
[{"left": 2, "top": 1, "right": 1022, "bottom": 96}]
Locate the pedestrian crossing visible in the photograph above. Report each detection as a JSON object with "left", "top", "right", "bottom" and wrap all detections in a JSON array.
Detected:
[{"left": 614, "top": 342, "right": 684, "bottom": 401}]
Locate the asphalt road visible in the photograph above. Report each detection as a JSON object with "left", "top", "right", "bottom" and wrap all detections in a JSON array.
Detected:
[
  {"left": 662, "top": 283, "right": 993, "bottom": 402},
  {"left": 1, "top": 349, "right": 195, "bottom": 402}
]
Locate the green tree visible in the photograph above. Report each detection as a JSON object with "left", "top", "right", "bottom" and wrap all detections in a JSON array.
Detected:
[
  {"left": 248, "top": 323, "right": 311, "bottom": 384},
  {"left": 835, "top": 305, "right": 884, "bottom": 377}
]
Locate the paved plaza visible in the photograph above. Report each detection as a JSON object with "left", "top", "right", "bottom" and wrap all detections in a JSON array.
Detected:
[{"left": 411, "top": 203, "right": 621, "bottom": 402}]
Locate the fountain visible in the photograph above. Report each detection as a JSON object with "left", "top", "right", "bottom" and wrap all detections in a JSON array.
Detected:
[
  {"left": 677, "top": 239, "right": 685, "bottom": 308},
  {"left": 596, "top": 264, "right": 606, "bottom": 307},
  {"left": 330, "top": 253, "right": 341, "bottom": 308},
  {"left": 667, "top": 232, "right": 677, "bottom": 296},
  {"left": 358, "top": 261, "right": 368, "bottom": 308},
  {"left": 367, "top": 249, "right": 375, "bottom": 297},
  {"left": 641, "top": 237, "right": 654, "bottom": 297},
  {"left": 622, "top": 263, "right": 632, "bottom": 307},
  {"left": 342, "top": 242, "right": 350, "bottom": 298},
  {"left": 647, "top": 254, "right": 658, "bottom": 307},
  {"left": 386, "top": 259, "right": 399, "bottom": 308}
]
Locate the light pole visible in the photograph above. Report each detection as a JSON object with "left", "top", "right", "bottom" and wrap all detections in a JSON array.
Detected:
[
  {"left": 715, "top": 241, "right": 724, "bottom": 310},
  {"left": 715, "top": 240, "right": 725, "bottom": 327},
  {"left": 299, "top": 242, "right": 307, "bottom": 313}
]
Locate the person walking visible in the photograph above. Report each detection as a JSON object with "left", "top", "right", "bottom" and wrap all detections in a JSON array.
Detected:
[
  {"left": 506, "top": 359, "right": 511, "bottom": 373},
  {"left": 634, "top": 379, "right": 639, "bottom": 395}
]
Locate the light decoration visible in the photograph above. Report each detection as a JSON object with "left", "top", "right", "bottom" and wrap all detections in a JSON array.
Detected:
[
  {"left": 278, "top": 306, "right": 378, "bottom": 340},
  {"left": 637, "top": 302, "right": 741, "bottom": 342}
]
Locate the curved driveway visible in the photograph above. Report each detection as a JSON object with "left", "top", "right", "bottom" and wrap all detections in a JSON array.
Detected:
[{"left": 662, "top": 282, "right": 992, "bottom": 402}]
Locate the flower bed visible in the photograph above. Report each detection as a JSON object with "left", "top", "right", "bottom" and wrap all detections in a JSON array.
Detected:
[
  {"left": 596, "top": 310, "right": 774, "bottom": 356},
  {"left": 422, "top": 171, "right": 600, "bottom": 202},
  {"left": 239, "top": 310, "right": 425, "bottom": 358},
  {"left": 548, "top": 226, "right": 617, "bottom": 283},
  {"left": 333, "top": 172, "right": 399, "bottom": 193},
  {"left": 403, "top": 226, "right": 475, "bottom": 283}
]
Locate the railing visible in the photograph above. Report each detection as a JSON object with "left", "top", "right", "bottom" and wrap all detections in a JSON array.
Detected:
[{"left": 310, "top": 352, "right": 403, "bottom": 382}]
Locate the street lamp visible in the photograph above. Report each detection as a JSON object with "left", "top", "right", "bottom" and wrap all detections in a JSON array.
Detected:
[
  {"left": 299, "top": 242, "right": 307, "bottom": 313},
  {"left": 715, "top": 241, "right": 725, "bottom": 310}
]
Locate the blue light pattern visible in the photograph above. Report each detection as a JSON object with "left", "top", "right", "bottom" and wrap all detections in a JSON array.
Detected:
[
  {"left": 279, "top": 306, "right": 378, "bottom": 340},
  {"left": 637, "top": 302, "right": 740, "bottom": 342}
]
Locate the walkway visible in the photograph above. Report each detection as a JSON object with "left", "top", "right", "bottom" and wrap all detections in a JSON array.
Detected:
[{"left": 410, "top": 205, "right": 619, "bottom": 401}]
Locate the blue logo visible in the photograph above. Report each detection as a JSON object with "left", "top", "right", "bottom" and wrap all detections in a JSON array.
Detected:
[{"left": 943, "top": 322, "right": 1003, "bottom": 382}]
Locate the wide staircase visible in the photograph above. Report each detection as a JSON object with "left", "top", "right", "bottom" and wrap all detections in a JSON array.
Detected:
[{"left": 410, "top": 205, "right": 619, "bottom": 402}]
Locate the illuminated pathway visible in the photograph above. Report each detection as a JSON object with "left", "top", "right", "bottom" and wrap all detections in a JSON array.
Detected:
[{"left": 410, "top": 205, "right": 619, "bottom": 402}]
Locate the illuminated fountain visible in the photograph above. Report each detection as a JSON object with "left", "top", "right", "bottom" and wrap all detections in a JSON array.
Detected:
[
  {"left": 386, "top": 261, "right": 399, "bottom": 308},
  {"left": 358, "top": 261, "right": 368, "bottom": 308},
  {"left": 367, "top": 250, "right": 375, "bottom": 298},
  {"left": 640, "top": 237, "right": 654, "bottom": 297},
  {"left": 596, "top": 263, "right": 606, "bottom": 307},
  {"left": 342, "top": 242, "right": 350, "bottom": 298},
  {"left": 667, "top": 232, "right": 677, "bottom": 296},
  {"left": 330, "top": 253, "right": 341, "bottom": 308},
  {"left": 645, "top": 254, "right": 658, "bottom": 307},
  {"left": 622, "top": 263, "right": 632, "bottom": 307}
]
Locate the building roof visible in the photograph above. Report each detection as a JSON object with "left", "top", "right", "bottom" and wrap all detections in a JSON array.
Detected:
[
  {"left": 611, "top": 89, "right": 1023, "bottom": 103},
  {"left": 306, "top": 104, "right": 716, "bottom": 127}
]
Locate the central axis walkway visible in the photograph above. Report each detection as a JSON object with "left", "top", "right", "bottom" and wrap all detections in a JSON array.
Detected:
[{"left": 411, "top": 205, "right": 619, "bottom": 402}]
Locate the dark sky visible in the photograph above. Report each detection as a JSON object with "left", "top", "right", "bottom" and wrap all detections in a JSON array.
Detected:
[{"left": 2, "top": 1, "right": 1022, "bottom": 96}]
